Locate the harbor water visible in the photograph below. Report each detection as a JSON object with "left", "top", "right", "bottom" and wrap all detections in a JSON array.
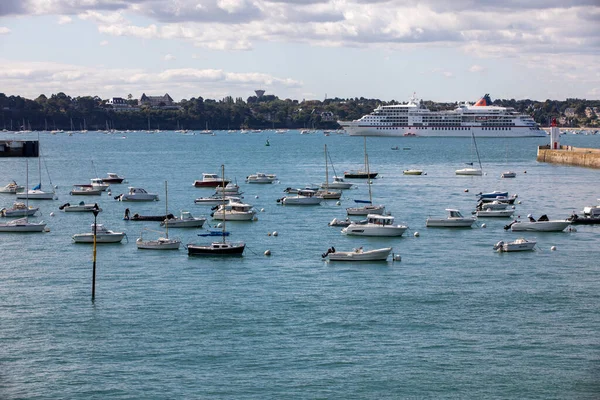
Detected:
[{"left": 1, "top": 130, "right": 599, "bottom": 399}]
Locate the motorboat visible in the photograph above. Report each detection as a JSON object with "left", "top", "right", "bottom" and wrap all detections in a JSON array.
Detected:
[
  {"left": 403, "top": 169, "right": 424, "bottom": 175},
  {"left": 187, "top": 241, "right": 245, "bottom": 256},
  {"left": 455, "top": 167, "right": 482, "bottom": 176},
  {"left": 582, "top": 201, "right": 600, "bottom": 218},
  {"left": 117, "top": 187, "right": 159, "bottom": 201},
  {"left": 342, "top": 214, "right": 408, "bottom": 237},
  {"left": 322, "top": 246, "right": 392, "bottom": 261},
  {"left": 567, "top": 201, "right": 600, "bottom": 224},
  {"left": 0, "top": 217, "right": 46, "bottom": 232},
  {"left": 101, "top": 172, "right": 125, "bottom": 184},
  {"left": 493, "top": 238, "right": 536, "bottom": 252},
  {"left": 501, "top": 171, "right": 517, "bottom": 178},
  {"left": 278, "top": 189, "right": 323, "bottom": 205},
  {"left": 328, "top": 217, "right": 355, "bottom": 227},
  {"left": 475, "top": 209, "right": 515, "bottom": 218},
  {"left": 246, "top": 173, "right": 277, "bottom": 184},
  {"left": 477, "top": 191, "right": 509, "bottom": 200},
  {"left": 315, "top": 189, "right": 342, "bottom": 200},
  {"left": 346, "top": 203, "right": 385, "bottom": 216},
  {"left": 193, "top": 173, "right": 230, "bottom": 188},
  {"left": 194, "top": 195, "right": 241, "bottom": 206},
  {"left": 72, "top": 223, "right": 126, "bottom": 243},
  {"left": 161, "top": 211, "right": 206, "bottom": 228},
  {"left": 426, "top": 209, "right": 477, "bottom": 227},
  {"left": 1, "top": 202, "right": 39, "bottom": 217},
  {"left": 479, "top": 195, "right": 517, "bottom": 205},
  {"left": 322, "top": 176, "right": 353, "bottom": 190},
  {"left": 211, "top": 201, "right": 256, "bottom": 221},
  {"left": 0, "top": 181, "right": 24, "bottom": 194},
  {"left": 505, "top": 215, "right": 571, "bottom": 232},
  {"left": 476, "top": 200, "right": 509, "bottom": 210},
  {"left": 70, "top": 184, "right": 102, "bottom": 196},
  {"left": 213, "top": 183, "right": 243, "bottom": 196},
  {"left": 59, "top": 202, "right": 102, "bottom": 212},
  {"left": 284, "top": 186, "right": 320, "bottom": 194},
  {"left": 90, "top": 178, "right": 110, "bottom": 191}
]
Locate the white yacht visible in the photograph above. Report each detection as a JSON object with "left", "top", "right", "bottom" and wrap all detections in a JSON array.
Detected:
[
  {"left": 246, "top": 173, "right": 277, "bottom": 184},
  {"left": 117, "top": 187, "right": 159, "bottom": 202},
  {"left": 279, "top": 189, "right": 323, "bottom": 205},
  {"left": 211, "top": 201, "right": 256, "bottom": 221},
  {"left": 342, "top": 214, "right": 408, "bottom": 237},
  {"left": 338, "top": 94, "right": 546, "bottom": 137}
]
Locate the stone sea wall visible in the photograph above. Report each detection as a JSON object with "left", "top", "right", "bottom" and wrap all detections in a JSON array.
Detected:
[{"left": 537, "top": 145, "right": 600, "bottom": 169}]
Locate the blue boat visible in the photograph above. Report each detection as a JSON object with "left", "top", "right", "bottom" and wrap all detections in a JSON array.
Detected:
[{"left": 477, "top": 191, "right": 508, "bottom": 199}]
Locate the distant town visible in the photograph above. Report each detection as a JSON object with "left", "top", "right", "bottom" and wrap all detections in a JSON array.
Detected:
[{"left": 1, "top": 90, "right": 598, "bottom": 132}]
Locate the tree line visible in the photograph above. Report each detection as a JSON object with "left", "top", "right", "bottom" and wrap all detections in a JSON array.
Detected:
[{"left": 1, "top": 92, "right": 598, "bottom": 131}]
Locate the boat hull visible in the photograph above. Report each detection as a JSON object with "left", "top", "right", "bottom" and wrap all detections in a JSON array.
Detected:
[
  {"left": 16, "top": 190, "right": 55, "bottom": 200},
  {"left": 426, "top": 218, "right": 476, "bottom": 227},
  {"left": 344, "top": 171, "right": 378, "bottom": 179},
  {"left": 0, "top": 223, "right": 46, "bottom": 232},
  {"left": 161, "top": 219, "right": 206, "bottom": 228},
  {"left": 455, "top": 168, "right": 482, "bottom": 176},
  {"left": 136, "top": 239, "right": 181, "bottom": 250},
  {"left": 72, "top": 233, "right": 125, "bottom": 243},
  {"left": 187, "top": 242, "right": 245, "bottom": 256},
  {"left": 476, "top": 210, "right": 515, "bottom": 218},
  {"left": 211, "top": 213, "right": 255, "bottom": 221},
  {"left": 327, "top": 247, "right": 392, "bottom": 261},
  {"left": 342, "top": 225, "right": 407, "bottom": 237},
  {"left": 1, "top": 207, "right": 38, "bottom": 217},
  {"left": 339, "top": 124, "right": 547, "bottom": 138},
  {"left": 281, "top": 197, "right": 322, "bottom": 205},
  {"left": 346, "top": 205, "right": 385, "bottom": 216},
  {"left": 193, "top": 180, "right": 230, "bottom": 188},
  {"left": 510, "top": 221, "right": 571, "bottom": 232}
]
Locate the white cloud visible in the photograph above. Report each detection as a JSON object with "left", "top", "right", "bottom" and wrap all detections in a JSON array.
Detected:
[
  {"left": 57, "top": 15, "right": 72, "bottom": 24},
  {"left": 0, "top": 27, "right": 11, "bottom": 34},
  {"left": 163, "top": 54, "right": 176, "bottom": 61}
]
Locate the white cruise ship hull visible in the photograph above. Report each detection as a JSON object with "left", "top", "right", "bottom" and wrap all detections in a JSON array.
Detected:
[{"left": 340, "top": 124, "right": 546, "bottom": 138}]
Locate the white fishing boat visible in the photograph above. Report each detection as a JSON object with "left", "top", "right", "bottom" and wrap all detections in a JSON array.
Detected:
[
  {"left": 161, "top": 211, "right": 206, "bottom": 228},
  {"left": 475, "top": 209, "right": 515, "bottom": 218},
  {"left": 246, "top": 172, "right": 277, "bottom": 184},
  {"left": 1, "top": 202, "right": 39, "bottom": 217},
  {"left": 342, "top": 214, "right": 408, "bottom": 237},
  {"left": 493, "top": 238, "right": 536, "bottom": 252},
  {"left": 426, "top": 209, "right": 477, "bottom": 227},
  {"left": 117, "top": 187, "right": 159, "bottom": 201},
  {"left": 506, "top": 215, "right": 571, "bottom": 232},
  {"left": 70, "top": 184, "right": 102, "bottom": 196},
  {"left": 187, "top": 165, "right": 245, "bottom": 256},
  {"left": 322, "top": 246, "right": 393, "bottom": 261},
  {"left": 72, "top": 224, "right": 126, "bottom": 243},
  {"left": 0, "top": 161, "right": 46, "bottom": 233},
  {"left": 193, "top": 173, "right": 229, "bottom": 188},
  {"left": 212, "top": 201, "right": 256, "bottom": 221},
  {"left": 59, "top": 202, "right": 103, "bottom": 212},
  {"left": 90, "top": 178, "right": 110, "bottom": 191},
  {"left": 213, "top": 182, "right": 243, "bottom": 196},
  {"left": 0, "top": 181, "right": 24, "bottom": 194},
  {"left": 278, "top": 189, "right": 323, "bottom": 205}
]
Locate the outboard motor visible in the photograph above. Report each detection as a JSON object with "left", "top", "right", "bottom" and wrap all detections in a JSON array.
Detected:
[
  {"left": 58, "top": 203, "right": 70, "bottom": 210},
  {"left": 504, "top": 220, "right": 517, "bottom": 230},
  {"left": 493, "top": 241, "right": 504, "bottom": 251}
]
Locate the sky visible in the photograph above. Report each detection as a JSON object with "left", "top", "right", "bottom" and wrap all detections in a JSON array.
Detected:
[{"left": 0, "top": 0, "right": 599, "bottom": 103}]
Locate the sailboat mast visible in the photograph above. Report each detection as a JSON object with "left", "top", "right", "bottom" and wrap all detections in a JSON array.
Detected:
[
  {"left": 221, "top": 164, "right": 226, "bottom": 242},
  {"left": 366, "top": 153, "right": 373, "bottom": 204},
  {"left": 363, "top": 136, "right": 367, "bottom": 171},
  {"left": 165, "top": 181, "right": 169, "bottom": 239},
  {"left": 324, "top": 144, "right": 329, "bottom": 192},
  {"left": 25, "top": 160, "right": 29, "bottom": 222},
  {"left": 472, "top": 132, "right": 483, "bottom": 171}
]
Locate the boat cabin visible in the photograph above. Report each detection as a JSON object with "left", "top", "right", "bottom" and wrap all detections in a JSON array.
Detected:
[
  {"left": 366, "top": 214, "right": 395, "bottom": 225},
  {"left": 447, "top": 209, "right": 465, "bottom": 218},
  {"left": 128, "top": 187, "right": 149, "bottom": 194}
]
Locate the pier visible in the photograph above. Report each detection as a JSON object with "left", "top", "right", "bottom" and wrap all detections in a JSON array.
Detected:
[
  {"left": 0, "top": 140, "right": 39, "bottom": 157},
  {"left": 537, "top": 119, "right": 600, "bottom": 168}
]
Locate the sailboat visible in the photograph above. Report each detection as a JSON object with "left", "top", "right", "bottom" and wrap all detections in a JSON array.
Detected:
[
  {"left": 316, "top": 144, "right": 342, "bottom": 199},
  {"left": 187, "top": 165, "right": 245, "bottom": 256},
  {"left": 200, "top": 121, "right": 213, "bottom": 135},
  {"left": 346, "top": 152, "right": 385, "bottom": 216},
  {"left": 501, "top": 142, "right": 516, "bottom": 178},
  {"left": 344, "top": 137, "right": 379, "bottom": 179},
  {"left": 321, "top": 146, "right": 353, "bottom": 190},
  {"left": 455, "top": 131, "right": 483, "bottom": 176},
  {"left": 0, "top": 160, "right": 47, "bottom": 232},
  {"left": 136, "top": 181, "right": 181, "bottom": 250},
  {"left": 16, "top": 135, "right": 56, "bottom": 200}
]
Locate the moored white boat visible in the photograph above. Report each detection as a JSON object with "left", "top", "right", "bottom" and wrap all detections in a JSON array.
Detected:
[
  {"left": 426, "top": 209, "right": 476, "bottom": 227},
  {"left": 117, "top": 187, "right": 159, "bottom": 201},
  {"left": 342, "top": 214, "right": 408, "bottom": 237},
  {"left": 0, "top": 181, "right": 24, "bottom": 194},
  {"left": 1, "top": 202, "right": 39, "bottom": 217},
  {"left": 0, "top": 217, "right": 46, "bottom": 232},
  {"left": 278, "top": 189, "right": 323, "bottom": 205},
  {"left": 70, "top": 184, "right": 102, "bottom": 196},
  {"left": 346, "top": 203, "right": 385, "bottom": 216},
  {"left": 211, "top": 201, "right": 256, "bottom": 221},
  {"left": 475, "top": 209, "right": 515, "bottom": 218},
  {"left": 101, "top": 172, "right": 125, "bottom": 183},
  {"left": 17, "top": 187, "right": 55, "bottom": 200},
  {"left": 136, "top": 235, "right": 181, "bottom": 250},
  {"left": 501, "top": 171, "right": 517, "bottom": 178},
  {"left": 506, "top": 215, "right": 571, "bottom": 232},
  {"left": 246, "top": 173, "right": 277, "bottom": 184},
  {"left": 193, "top": 173, "right": 229, "bottom": 188},
  {"left": 59, "top": 202, "right": 102, "bottom": 212},
  {"left": 161, "top": 211, "right": 206, "bottom": 228},
  {"left": 72, "top": 224, "right": 126, "bottom": 243},
  {"left": 403, "top": 169, "right": 424, "bottom": 175},
  {"left": 455, "top": 167, "right": 482, "bottom": 176},
  {"left": 90, "top": 178, "right": 110, "bottom": 191},
  {"left": 322, "top": 176, "right": 353, "bottom": 189},
  {"left": 493, "top": 238, "right": 536, "bottom": 252},
  {"left": 194, "top": 195, "right": 240, "bottom": 206},
  {"left": 322, "top": 246, "right": 393, "bottom": 261}
]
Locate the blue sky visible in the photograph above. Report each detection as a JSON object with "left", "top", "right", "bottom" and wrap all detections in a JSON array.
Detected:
[{"left": 1, "top": 0, "right": 599, "bottom": 102}]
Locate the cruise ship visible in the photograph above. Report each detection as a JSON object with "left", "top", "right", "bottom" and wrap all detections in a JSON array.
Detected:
[{"left": 338, "top": 94, "right": 546, "bottom": 137}]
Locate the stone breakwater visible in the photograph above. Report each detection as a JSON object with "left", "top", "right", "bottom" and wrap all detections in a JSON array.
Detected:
[{"left": 537, "top": 145, "right": 600, "bottom": 169}]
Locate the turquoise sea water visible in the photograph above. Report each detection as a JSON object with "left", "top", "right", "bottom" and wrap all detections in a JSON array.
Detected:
[{"left": 1, "top": 131, "right": 599, "bottom": 399}]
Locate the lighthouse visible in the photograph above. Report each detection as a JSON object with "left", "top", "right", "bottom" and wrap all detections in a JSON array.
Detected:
[{"left": 550, "top": 118, "right": 560, "bottom": 149}]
